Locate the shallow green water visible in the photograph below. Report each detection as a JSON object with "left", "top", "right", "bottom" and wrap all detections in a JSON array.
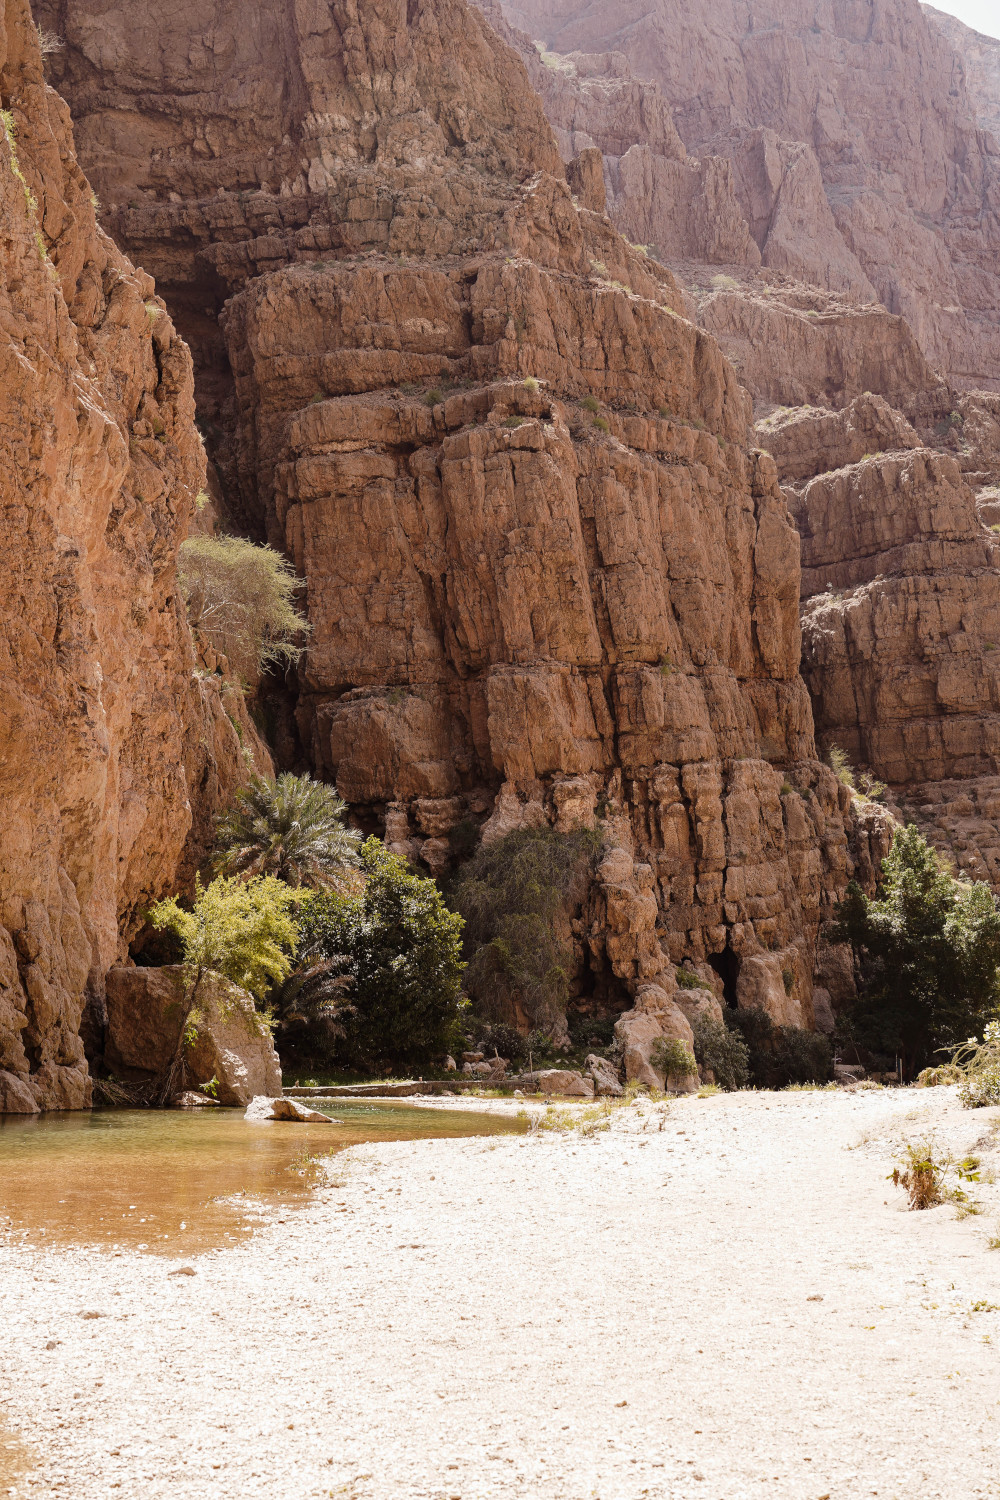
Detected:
[{"left": 0, "top": 1102, "right": 521, "bottom": 1256}]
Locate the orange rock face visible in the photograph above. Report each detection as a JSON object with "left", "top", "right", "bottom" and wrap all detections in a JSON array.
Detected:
[
  {"left": 0, "top": 0, "right": 263, "bottom": 1112},
  {"left": 34, "top": 0, "right": 884, "bottom": 1033}
]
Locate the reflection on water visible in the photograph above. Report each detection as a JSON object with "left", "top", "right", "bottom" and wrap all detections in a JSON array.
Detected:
[{"left": 0, "top": 1102, "right": 521, "bottom": 1256}]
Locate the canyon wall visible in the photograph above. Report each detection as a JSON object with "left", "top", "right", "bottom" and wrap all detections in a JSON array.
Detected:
[
  {"left": 476, "top": 0, "right": 1000, "bottom": 900},
  {"left": 0, "top": 0, "right": 262, "bottom": 1112},
  {"left": 502, "top": 0, "right": 1000, "bottom": 393},
  {"left": 34, "top": 0, "right": 901, "bottom": 1041}
]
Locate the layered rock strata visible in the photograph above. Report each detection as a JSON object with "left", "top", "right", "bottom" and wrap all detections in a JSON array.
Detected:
[
  {"left": 503, "top": 0, "right": 1000, "bottom": 391},
  {"left": 0, "top": 1, "right": 262, "bottom": 1113},
  {"left": 756, "top": 395, "right": 1000, "bottom": 886},
  {"left": 34, "top": 0, "right": 893, "bottom": 1037}
]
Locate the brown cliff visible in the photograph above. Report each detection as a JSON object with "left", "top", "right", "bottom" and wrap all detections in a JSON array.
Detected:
[
  {"left": 0, "top": 0, "right": 263, "bottom": 1112},
  {"left": 503, "top": 0, "right": 1000, "bottom": 392},
  {"left": 34, "top": 0, "right": 893, "bottom": 1038}
]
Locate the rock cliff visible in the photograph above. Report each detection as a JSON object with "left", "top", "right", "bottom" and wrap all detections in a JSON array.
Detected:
[
  {"left": 34, "top": 0, "right": 895, "bottom": 1040},
  {"left": 923, "top": 6, "right": 1000, "bottom": 144},
  {"left": 475, "top": 0, "right": 1000, "bottom": 907},
  {"left": 0, "top": 0, "right": 262, "bottom": 1113},
  {"left": 502, "top": 0, "right": 1000, "bottom": 392}
]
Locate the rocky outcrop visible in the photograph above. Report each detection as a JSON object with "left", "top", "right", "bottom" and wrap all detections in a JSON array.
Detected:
[
  {"left": 504, "top": 0, "right": 1000, "bottom": 391},
  {"left": 33, "top": 0, "right": 888, "bottom": 1040},
  {"left": 923, "top": 7, "right": 1000, "bottom": 144},
  {"left": 755, "top": 389, "right": 1000, "bottom": 892},
  {"left": 0, "top": 0, "right": 264, "bottom": 1113},
  {"left": 105, "top": 966, "right": 282, "bottom": 1106}
]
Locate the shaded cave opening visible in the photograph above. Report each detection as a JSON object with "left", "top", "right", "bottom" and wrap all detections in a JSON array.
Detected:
[{"left": 708, "top": 944, "right": 740, "bottom": 1009}]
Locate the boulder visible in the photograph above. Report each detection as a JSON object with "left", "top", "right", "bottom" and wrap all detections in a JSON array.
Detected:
[
  {"left": 533, "top": 1068, "right": 594, "bottom": 1098},
  {"left": 0, "top": 1069, "right": 39, "bottom": 1114},
  {"left": 105, "top": 966, "right": 282, "bottom": 1106},
  {"left": 615, "top": 1001, "right": 697, "bottom": 1093},
  {"left": 586, "top": 1054, "right": 623, "bottom": 1097},
  {"left": 245, "top": 1095, "right": 335, "bottom": 1123}
]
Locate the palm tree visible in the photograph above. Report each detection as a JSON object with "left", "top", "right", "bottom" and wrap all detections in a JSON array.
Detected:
[{"left": 213, "top": 773, "right": 362, "bottom": 889}]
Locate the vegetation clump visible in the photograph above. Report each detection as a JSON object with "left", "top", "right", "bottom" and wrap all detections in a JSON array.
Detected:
[
  {"left": 149, "top": 874, "right": 302, "bottom": 1007},
  {"left": 727, "top": 1005, "right": 832, "bottom": 1087},
  {"left": 214, "top": 772, "right": 361, "bottom": 889},
  {"left": 449, "top": 826, "right": 603, "bottom": 1037},
  {"left": 946, "top": 1022, "right": 1000, "bottom": 1108},
  {"left": 296, "top": 838, "right": 466, "bottom": 1072},
  {"left": 830, "top": 824, "right": 1000, "bottom": 1075},
  {"left": 890, "top": 1140, "right": 980, "bottom": 1211},
  {"left": 691, "top": 1011, "right": 750, "bottom": 1091},
  {"left": 179, "top": 533, "right": 309, "bottom": 683},
  {"left": 650, "top": 1037, "right": 697, "bottom": 1079}
]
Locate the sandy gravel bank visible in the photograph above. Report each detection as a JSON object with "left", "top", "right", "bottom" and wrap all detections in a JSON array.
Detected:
[{"left": 2, "top": 1087, "right": 999, "bottom": 1499}]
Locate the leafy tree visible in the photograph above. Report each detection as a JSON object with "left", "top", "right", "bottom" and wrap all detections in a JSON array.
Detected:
[
  {"left": 299, "top": 838, "right": 466, "bottom": 1071},
  {"left": 830, "top": 824, "right": 1000, "bottom": 1074},
  {"left": 213, "top": 772, "right": 361, "bottom": 888},
  {"left": 269, "top": 952, "right": 354, "bottom": 1068},
  {"left": 179, "top": 533, "right": 309, "bottom": 683},
  {"left": 691, "top": 1011, "right": 750, "bottom": 1091},
  {"left": 449, "top": 826, "right": 602, "bottom": 1035},
  {"left": 147, "top": 874, "right": 303, "bottom": 1101},
  {"left": 727, "top": 1006, "right": 831, "bottom": 1087},
  {"left": 149, "top": 874, "right": 302, "bottom": 1004}
]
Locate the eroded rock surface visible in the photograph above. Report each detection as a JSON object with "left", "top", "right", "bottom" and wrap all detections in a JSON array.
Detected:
[
  {"left": 0, "top": 0, "right": 264, "bottom": 1112},
  {"left": 502, "top": 0, "right": 1000, "bottom": 391},
  {"left": 32, "top": 0, "right": 888, "bottom": 1042},
  {"left": 105, "top": 966, "right": 282, "bottom": 1106}
]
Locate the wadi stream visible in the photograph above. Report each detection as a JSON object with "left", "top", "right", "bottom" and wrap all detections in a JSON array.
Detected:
[{"left": 0, "top": 1101, "right": 523, "bottom": 1257}]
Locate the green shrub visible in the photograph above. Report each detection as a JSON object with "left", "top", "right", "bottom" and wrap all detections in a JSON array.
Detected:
[
  {"left": 474, "top": 1021, "right": 527, "bottom": 1066},
  {"left": 593, "top": 416, "right": 609, "bottom": 433},
  {"left": 827, "top": 744, "right": 855, "bottom": 788},
  {"left": 675, "top": 967, "right": 703, "bottom": 990},
  {"left": 214, "top": 772, "right": 361, "bottom": 889},
  {"left": 298, "top": 838, "right": 466, "bottom": 1071},
  {"left": 580, "top": 395, "right": 601, "bottom": 413},
  {"left": 149, "top": 874, "right": 302, "bottom": 1006},
  {"left": 947, "top": 1021, "right": 1000, "bottom": 1108},
  {"left": 829, "top": 824, "right": 1000, "bottom": 1074},
  {"left": 179, "top": 534, "right": 309, "bottom": 683},
  {"left": 450, "top": 826, "right": 603, "bottom": 1036},
  {"left": 651, "top": 1036, "right": 697, "bottom": 1079},
  {"left": 691, "top": 1011, "right": 749, "bottom": 1091},
  {"left": 728, "top": 1005, "right": 832, "bottom": 1087}
]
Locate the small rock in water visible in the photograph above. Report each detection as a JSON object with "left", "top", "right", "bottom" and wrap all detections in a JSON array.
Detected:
[
  {"left": 170, "top": 1091, "right": 220, "bottom": 1109},
  {"left": 168, "top": 1266, "right": 197, "bottom": 1276},
  {"left": 244, "top": 1095, "right": 335, "bottom": 1123}
]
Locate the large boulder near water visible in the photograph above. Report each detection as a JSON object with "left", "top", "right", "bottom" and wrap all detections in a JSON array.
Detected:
[{"left": 104, "top": 966, "right": 281, "bottom": 1106}]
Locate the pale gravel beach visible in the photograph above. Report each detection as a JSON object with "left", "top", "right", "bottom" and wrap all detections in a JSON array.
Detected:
[{"left": 2, "top": 1087, "right": 1000, "bottom": 1500}]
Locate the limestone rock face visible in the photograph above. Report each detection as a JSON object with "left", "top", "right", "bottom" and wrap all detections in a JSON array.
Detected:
[
  {"left": 105, "top": 966, "right": 282, "bottom": 1106},
  {"left": 504, "top": 0, "right": 1000, "bottom": 390},
  {"left": 923, "top": 7, "right": 1000, "bottom": 144},
  {"left": 756, "top": 395, "right": 922, "bottom": 488},
  {"left": 39, "top": 0, "right": 881, "bottom": 1028},
  {"left": 793, "top": 450, "right": 1000, "bottom": 786},
  {"left": 0, "top": 1, "right": 264, "bottom": 1113}
]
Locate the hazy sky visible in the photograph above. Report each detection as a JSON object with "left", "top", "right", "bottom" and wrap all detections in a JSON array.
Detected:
[{"left": 927, "top": 0, "right": 1000, "bottom": 40}]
